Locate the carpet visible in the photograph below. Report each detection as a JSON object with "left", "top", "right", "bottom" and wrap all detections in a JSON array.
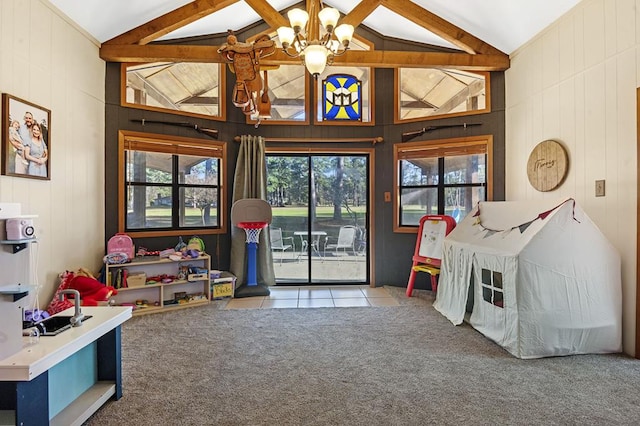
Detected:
[{"left": 85, "top": 287, "right": 640, "bottom": 425}]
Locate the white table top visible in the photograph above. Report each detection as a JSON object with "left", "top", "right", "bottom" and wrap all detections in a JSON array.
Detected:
[
  {"left": 0, "top": 306, "right": 132, "bottom": 382},
  {"left": 293, "top": 231, "right": 327, "bottom": 236}
]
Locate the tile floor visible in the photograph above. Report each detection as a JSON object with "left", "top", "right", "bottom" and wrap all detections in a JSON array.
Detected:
[{"left": 224, "top": 285, "right": 400, "bottom": 309}]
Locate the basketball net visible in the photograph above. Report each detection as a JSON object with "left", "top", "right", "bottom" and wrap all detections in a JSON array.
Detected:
[
  {"left": 238, "top": 222, "right": 267, "bottom": 244},
  {"left": 244, "top": 228, "right": 262, "bottom": 244}
]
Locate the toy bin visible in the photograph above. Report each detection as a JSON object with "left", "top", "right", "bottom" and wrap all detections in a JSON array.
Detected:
[
  {"left": 211, "top": 272, "right": 236, "bottom": 299},
  {"left": 126, "top": 272, "right": 147, "bottom": 288}
]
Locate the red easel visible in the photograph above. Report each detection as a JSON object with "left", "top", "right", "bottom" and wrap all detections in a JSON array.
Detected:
[{"left": 406, "top": 215, "right": 456, "bottom": 297}]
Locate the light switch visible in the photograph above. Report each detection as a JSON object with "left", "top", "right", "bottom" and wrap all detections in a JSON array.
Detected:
[
  {"left": 595, "top": 180, "right": 605, "bottom": 197},
  {"left": 384, "top": 192, "right": 391, "bottom": 202}
]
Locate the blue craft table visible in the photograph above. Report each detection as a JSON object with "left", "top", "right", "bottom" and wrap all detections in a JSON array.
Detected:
[{"left": 0, "top": 306, "right": 132, "bottom": 425}]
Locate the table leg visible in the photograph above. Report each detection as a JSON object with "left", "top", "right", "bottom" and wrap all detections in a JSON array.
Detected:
[
  {"left": 97, "top": 326, "right": 122, "bottom": 400},
  {"left": 296, "top": 235, "right": 307, "bottom": 262},
  {"left": 0, "top": 371, "right": 49, "bottom": 425}
]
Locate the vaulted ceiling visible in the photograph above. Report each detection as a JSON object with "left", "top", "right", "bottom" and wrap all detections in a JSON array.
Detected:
[{"left": 47, "top": 0, "right": 582, "bottom": 72}]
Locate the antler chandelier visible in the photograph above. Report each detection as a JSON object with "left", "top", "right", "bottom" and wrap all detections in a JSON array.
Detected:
[{"left": 277, "top": 2, "right": 354, "bottom": 77}]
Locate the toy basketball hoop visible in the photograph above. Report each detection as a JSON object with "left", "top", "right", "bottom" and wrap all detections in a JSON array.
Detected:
[
  {"left": 237, "top": 221, "right": 268, "bottom": 290},
  {"left": 231, "top": 199, "right": 272, "bottom": 297}
]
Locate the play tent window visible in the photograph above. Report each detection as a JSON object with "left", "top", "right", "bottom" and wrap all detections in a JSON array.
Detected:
[
  {"left": 393, "top": 135, "right": 493, "bottom": 232},
  {"left": 118, "top": 131, "right": 226, "bottom": 238},
  {"left": 481, "top": 268, "right": 504, "bottom": 308}
]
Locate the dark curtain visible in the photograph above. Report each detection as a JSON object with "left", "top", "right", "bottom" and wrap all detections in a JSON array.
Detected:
[{"left": 230, "top": 135, "right": 275, "bottom": 286}]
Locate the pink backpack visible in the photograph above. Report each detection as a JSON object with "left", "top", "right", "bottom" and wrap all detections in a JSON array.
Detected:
[{"left": 107, "top": 233, "right": 134, "bottom": 261}]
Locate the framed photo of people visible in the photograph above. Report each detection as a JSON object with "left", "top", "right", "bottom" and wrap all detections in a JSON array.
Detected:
[{"left": 1, "top": 94, "right": 51, "bottom": 180}]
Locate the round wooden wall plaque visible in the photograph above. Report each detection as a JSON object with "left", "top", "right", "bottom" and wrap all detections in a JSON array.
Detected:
[{"left": 526, "top": 140, "right": 568, "bottom": 192}]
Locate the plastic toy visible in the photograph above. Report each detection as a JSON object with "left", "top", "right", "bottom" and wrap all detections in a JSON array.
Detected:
[{"left": 230, "top": 198, "right": 272, "bottom": 298}]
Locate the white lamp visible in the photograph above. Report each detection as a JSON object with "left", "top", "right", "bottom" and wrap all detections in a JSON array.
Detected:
[
  {"left": 302, "top": 44, "right": 330, "bottom": 77},
  {"left": 277, "top": 4, "right": 354, "bottom": 78}
]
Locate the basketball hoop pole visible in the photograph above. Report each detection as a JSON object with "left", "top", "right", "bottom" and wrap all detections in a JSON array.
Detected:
[
  {"left": 247, "top": 240, "right": 258, "bottom": 286},
  {"left": 239, "top": 222, "right": 266, "bottom": 287}
]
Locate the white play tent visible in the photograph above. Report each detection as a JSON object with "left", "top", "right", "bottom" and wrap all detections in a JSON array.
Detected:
[{"left": 434, "top": 198, "right": 622, "bottom": 359}]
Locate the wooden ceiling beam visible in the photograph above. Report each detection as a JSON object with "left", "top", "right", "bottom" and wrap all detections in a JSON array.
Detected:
[
  {"left": 341, "top": 0, "right": 382, "bottom": 28},
  {"left": 245, "top": 0, "right": 382, "bottom": 41},
  {"left": 101, "top": 44, "right": 220, "bottom": 62},
  {"left": 99, "top": 44, "right": 509, "bottom": 71},
  {"left": 333, "top": 50, "right": 509, "bottom": 71},
  {"left": 243, "top": 0, "right": 289, "bottom": 29},
  {"left": 99, "top": 0, "right": 511, "bottom": 71},
  {"left": 104, "top": 0, "right": 240, "bottom": 46},
  {"left": 380, "top": 0, "right": 506, "bottom": 57}
]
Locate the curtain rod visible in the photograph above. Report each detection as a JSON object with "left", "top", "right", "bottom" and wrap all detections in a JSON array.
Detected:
[{"left": 233, "top": 136, "right": 384, "bottom": 145}]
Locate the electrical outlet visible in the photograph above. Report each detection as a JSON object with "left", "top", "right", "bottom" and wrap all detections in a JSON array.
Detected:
[{"left": 595, "top": 180, "right": 605, "bottom": 197}]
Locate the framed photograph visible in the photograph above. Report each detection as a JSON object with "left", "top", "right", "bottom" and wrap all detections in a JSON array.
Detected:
[{"left": 1, "top": 94, "right": 51, "bottom": 180}]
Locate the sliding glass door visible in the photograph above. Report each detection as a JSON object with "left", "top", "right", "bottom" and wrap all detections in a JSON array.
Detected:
[{"left": 267, "top": 153, "right": 369, "bottom": 285}]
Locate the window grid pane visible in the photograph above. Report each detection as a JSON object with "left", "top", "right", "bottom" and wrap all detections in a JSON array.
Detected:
[
  {"left": 179, "top": 187, "right": 219, "bottom": 227},
  {"left": 125, "top": 150, "right": 220, "bottom": 231},
  {"left": 397, "top": 68, "right": 488, "bottom": 121},
  {"left": 127, "top": 185, "right": 173, "bottom": 229},
  {"left": 444, "top": 154, "right": 486, "bottom": 184},
  {"left": 400, "top": 187, "right": 438, "bottom": 226},
  {"left": 399, "top": 156, "right": 485, "bottom": 224},
  {"left": 125, "top": 62, "right": 222, "bottom": 118}
]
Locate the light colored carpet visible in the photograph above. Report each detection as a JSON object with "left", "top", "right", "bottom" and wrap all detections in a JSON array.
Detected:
[{"left": 85, "top": 286, "right": 640, "bottom": 425}]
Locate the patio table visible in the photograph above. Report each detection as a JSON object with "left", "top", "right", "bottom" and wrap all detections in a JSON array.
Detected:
[{"left": 294, "top": 231, "right": 327, "bottom": 259}]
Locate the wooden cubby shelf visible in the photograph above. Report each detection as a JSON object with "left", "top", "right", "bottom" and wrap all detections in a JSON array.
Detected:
[{"left": 106, "top": 254, "right": 211, "bottom": 315}]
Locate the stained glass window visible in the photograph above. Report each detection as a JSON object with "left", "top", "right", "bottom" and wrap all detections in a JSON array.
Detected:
[{"left": 322, "top": 74, "right": 362, "bottom": 121}]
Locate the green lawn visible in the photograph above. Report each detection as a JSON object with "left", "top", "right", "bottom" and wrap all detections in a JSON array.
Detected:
[
  {"left": 143, "top": 207, "right": 214, "bottom": 216},
  {"left": 272, "top": 205, "right": 366, "bottom": 218},
  {"left": 270, "top": 206, "right": 367, "bottom": 240},
  {"left": 140, "top": 205, "right": 365, "bottom": 233}
]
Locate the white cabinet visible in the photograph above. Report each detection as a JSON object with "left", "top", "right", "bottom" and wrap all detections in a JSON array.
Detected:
[{"left": 106, "top": 255, "right": 210, "bottom": 315}]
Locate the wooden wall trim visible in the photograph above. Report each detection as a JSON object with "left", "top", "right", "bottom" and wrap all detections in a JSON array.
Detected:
[{"left": 234, "top": 136, "right": 383, "bottom": 144}]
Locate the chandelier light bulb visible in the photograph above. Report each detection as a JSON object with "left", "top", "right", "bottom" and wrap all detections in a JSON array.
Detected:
[
  {"left": 334, "top": 24, "right": 354, "bottom": 47},
  {"left": 277, "top": 26, "right": 295, "bottom": 48},
  {"left": 303, "top": 44, "right": 330, "bottom": 77},
  {"left": 318, "top": 7, "right": 340, "bottom": 32},
  {"left": 287, "top": 8, "right": 309, "bottom": 34}
]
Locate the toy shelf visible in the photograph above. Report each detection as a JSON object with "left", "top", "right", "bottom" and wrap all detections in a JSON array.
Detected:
[
  {"left": 116, "top": 279, "right": 193, "bottom": 291},
  {"left": 106, "top": 254, "right": 211, "bottom": 316},
  {"left": 120, "top": 298, "right": 209, "bottom": 316}
]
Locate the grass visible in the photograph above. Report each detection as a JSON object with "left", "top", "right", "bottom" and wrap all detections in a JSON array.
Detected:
[
  {"left": 141, "top": 207, "right": 217, "bottom": 217},
  {"left": 141, "top": 205, "right": 363, "bottom": 219},
  {"left": 272, "top": 205, "right": 366, "bottom": 218},
  {"left": 269, "top": 206, "right": 368, "bottom": 240},
  {"left": 139, "top": 205, "right": 366, "bottom": 235}
]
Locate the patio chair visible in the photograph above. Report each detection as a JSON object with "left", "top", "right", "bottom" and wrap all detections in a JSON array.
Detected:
[
  {"left": 270, "top": 227, "right": 295, "bottom": 264},
  {"left": 324, "top": 225, "right": 357, "bottom": 258}
]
